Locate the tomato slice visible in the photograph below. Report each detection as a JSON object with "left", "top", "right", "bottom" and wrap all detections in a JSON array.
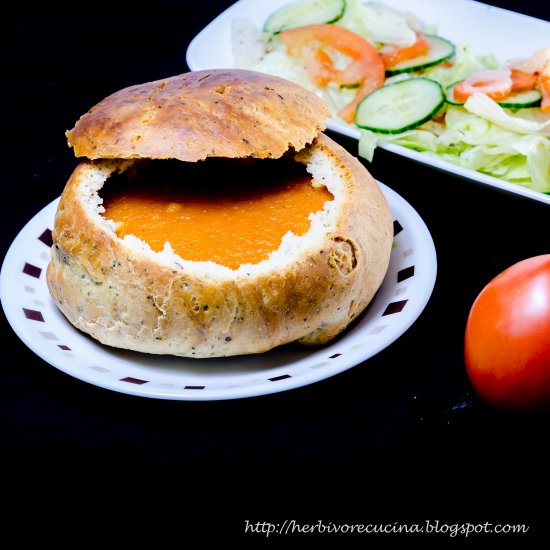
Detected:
[
  {"left": 510, "top": 69, "right": 537, "bottom": 92},
  {"left": 380, "top": 33, "right": 430, "bottom": 69},
  {"left": 280, "top": 24, "right": 385, "bottom": 123}
]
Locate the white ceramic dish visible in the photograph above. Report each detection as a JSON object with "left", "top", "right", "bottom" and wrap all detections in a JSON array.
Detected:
[
  {"left": 186, "top": 0, "right": 550, "bottom": 206},
  {"left": 0, "top": 183, "right": 436, "bottom": 400}
]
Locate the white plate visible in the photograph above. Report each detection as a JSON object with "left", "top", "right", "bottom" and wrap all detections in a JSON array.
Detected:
[
  {"left": 186, "top": 0, "right": 550, "bottom": 206},
  {"left": 0, "top": 183, "right": 436, "bottom": 400}
]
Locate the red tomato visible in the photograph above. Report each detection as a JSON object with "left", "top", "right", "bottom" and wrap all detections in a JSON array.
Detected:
[
  {"left": 464, "top": 255, "right": 550, "bottom": 410},
  {"left": 279, "top": 24, "right": 384, "bottom": 123}
]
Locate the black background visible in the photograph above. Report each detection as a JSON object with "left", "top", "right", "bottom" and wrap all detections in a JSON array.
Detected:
[{"left": 2, "top": 0, "right": 549, "bottom": 537}]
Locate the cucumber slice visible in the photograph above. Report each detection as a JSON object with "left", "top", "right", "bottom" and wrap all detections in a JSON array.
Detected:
[
  {"left": 264, "top": 0, "right": 346, "bottom": 34},
  {"left": 497, "top": 89, "right": 542, "bottom": 109},
  {"left": 446, "top": 82, "right": 542, "bottom": 109},
  {"left": 385, "top": 35, "right": 455, "bottom": 76},
  {"left": 355, "top": 78, "right": 445, "bottom": 134}
]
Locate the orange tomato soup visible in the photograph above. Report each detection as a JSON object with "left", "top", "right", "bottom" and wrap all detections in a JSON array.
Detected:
[{"left": 101, "top": 158, "right": 333, "bottom": 270}]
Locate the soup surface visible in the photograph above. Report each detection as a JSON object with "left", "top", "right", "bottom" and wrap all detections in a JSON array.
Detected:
[{"left": 101, "top": 158, "right": 333, "bottom": 269}]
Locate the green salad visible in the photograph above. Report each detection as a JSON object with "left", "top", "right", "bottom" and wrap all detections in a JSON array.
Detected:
[{"left": 232, "top": 0, "right": 550, "bottom": 193}]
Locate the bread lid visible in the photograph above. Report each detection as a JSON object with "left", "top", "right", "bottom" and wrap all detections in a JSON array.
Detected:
[{"left": 66, "top": 69, "right": 330, "bottom": 162}]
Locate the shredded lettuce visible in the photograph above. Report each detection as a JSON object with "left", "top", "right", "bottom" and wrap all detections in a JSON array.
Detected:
[
  {"left": 335, "top": 0, "right": 370, "bottom": 37},
  {"left": 464, "top": 94, "right": 550, "bottom": 136},
  {"left": 359, "top": 106, "right": 550, "bottom": 192},
  {"left": 338, "top": 0, "right": 417, "bottom": 47},
  {"left": 247, "top": 50, "right": 312, "bottom": 89}
]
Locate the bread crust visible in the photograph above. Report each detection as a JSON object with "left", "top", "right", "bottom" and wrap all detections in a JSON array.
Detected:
[
  {"left": 47, "top": 133, "right": 393, "bottom": 357},
  {"left": 66, "top": 69, "right": 330, "bottom": 162}
]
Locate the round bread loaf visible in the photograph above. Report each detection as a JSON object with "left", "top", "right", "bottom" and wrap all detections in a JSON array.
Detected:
[
  {"left": 47, "top": 69, "right": 393, "bottom": 357},
  {"left": 66, "top": 69, "right": 330, "bottom": 162}
]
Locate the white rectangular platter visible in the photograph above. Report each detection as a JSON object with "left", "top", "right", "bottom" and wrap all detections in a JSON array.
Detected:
[{"left": 186, "top": 0, "right": 550, "bottom": 205}]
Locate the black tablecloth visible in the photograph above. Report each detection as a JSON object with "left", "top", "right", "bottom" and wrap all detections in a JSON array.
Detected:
[{"left": 2, "top": 0, "right": 548, "bottom": 531}]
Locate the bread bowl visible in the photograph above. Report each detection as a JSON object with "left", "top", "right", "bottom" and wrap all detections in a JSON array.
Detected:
[{"left": 47, "top": 69, "right": 393, "bottom": 358}]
